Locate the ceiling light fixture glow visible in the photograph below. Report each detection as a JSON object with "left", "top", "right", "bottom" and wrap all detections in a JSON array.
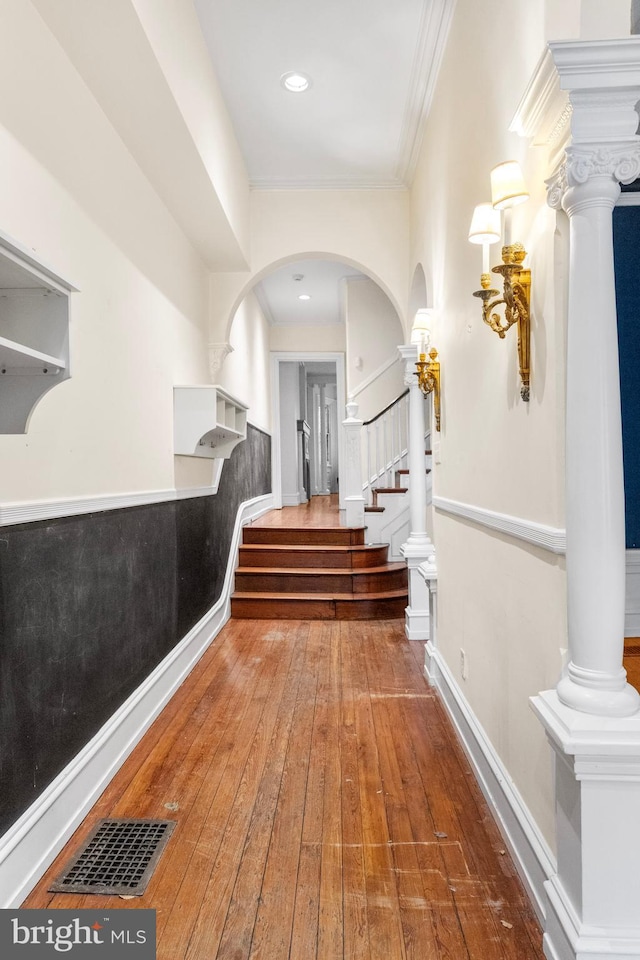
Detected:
[
  {"left": 281, "top": 71, "right": 311, "bottom": 93},
  {"left": 298, "top": 294, "right": 311, "bottom": 301}
]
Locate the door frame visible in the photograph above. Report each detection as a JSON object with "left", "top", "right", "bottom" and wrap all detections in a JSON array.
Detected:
[{"left": 270, "top": 351, "right": 346, "bottom": 510}]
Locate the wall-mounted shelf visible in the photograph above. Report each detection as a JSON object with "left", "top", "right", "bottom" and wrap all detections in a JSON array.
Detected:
[
  {"left": 0, "top": 335, "right": 66, "bottom": 375},
  {"left": 174, "top": 385, "right": 248, "bottom": 459},
  {"left": 0, "top": 233, "right": 76, "bottom": 433}
]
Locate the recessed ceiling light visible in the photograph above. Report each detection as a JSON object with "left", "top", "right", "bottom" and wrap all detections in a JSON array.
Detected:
[
  {"left": 281, "top": 71, "right": 311, "bottom": 93},
  {"left": 298, "top": 294, "right": 311, "bottom": 301}
]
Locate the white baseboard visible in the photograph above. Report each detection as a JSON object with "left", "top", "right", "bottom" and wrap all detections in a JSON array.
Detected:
[
  {"left": 424, "top": 641, "right": 555, "bottom": 925},
  {"left": 0, "top": 492, "right": 273, "bottom": 908}
]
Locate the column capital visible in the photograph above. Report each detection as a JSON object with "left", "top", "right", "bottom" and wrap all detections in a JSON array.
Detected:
[{"left": 547, "top": 141, "right": 640, "bottom": 210}]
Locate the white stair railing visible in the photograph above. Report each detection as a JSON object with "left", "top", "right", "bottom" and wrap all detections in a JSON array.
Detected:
[{"left": 362, "top": 388, "right": 410, "bottom": 502}]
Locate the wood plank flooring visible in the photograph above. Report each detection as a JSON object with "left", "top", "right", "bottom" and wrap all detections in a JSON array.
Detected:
[{"left": 24, "top": 617, "right": 544, "bottom": 959}]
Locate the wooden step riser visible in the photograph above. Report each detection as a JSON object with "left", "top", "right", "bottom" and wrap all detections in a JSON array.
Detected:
[
  {"left": 237, "top": 544, "right": 389, "bottom": 569},
  {"left": 231, "top": 596, "right": 408, "bottom": 620},
  {"left": 242, "top": 527, "right": 366, "bottom": 546},
  {"left": 234, "top": 569, "right": 408, "bottom": 595}
]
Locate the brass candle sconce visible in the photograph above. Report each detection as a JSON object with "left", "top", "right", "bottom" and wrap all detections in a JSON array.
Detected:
[
  {"left": 469, "top": 162, "right": 531, "bottom": 402},
  {"left": 411, "top": 309, "right": 441, "bottom": 432}
]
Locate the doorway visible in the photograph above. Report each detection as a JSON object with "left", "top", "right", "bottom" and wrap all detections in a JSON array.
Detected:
[{"left": 271, "top": 352, "right": 346, "bottom": 511}]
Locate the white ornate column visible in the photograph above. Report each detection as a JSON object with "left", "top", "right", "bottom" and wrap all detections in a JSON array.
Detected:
[
  {"left": 399, "top": 343, "right": 433, "bottom": 640},
  {"left": 342, "top": 398, "right": 365, "bottom": 528},
  {"left": 516, "top": 38, "right": 640, "bottom": 960},
  {"left": 543, "top": 43, "right": 640, "bottom": 718}
]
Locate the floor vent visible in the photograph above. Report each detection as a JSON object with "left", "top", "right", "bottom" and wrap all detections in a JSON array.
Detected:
[{"left": 49, "top": 819, "right": 176, "bottom": 897}]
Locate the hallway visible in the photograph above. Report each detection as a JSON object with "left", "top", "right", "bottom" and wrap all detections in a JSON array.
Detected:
[{"left": 23, "top": 506, "right": 544, "bottom": 959}]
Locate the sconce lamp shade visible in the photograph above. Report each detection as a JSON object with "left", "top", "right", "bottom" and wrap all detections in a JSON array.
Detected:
[
  {"left": 490, "top": 161, "right": 529, "bottom": 210},
  {"left": 468, "top": 203, "right": 501, "bottom": 245},
  {"left": 411, "top": 308, "right": 434, "bottom": 345}
]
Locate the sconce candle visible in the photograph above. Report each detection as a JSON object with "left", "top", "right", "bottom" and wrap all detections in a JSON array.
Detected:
[
  {"left": 490, "top": 160, "right": 529, "bottom": 250},
  {"left": 468, "top": 202, "right": 501, "bottom": 280}
]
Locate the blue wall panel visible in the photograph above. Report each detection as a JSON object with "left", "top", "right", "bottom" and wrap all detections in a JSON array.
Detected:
[{"left": 614, "top": 204, "right": 640, "bottom": 548}]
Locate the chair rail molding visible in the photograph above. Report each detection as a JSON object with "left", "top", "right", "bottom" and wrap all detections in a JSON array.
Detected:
[{"left": 433, "top": 496, "right": 566, "bottom": 555}]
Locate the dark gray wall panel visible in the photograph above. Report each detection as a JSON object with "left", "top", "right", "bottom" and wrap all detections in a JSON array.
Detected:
[{"left": 0, "top": 425, "right": 270, "bottom": 836}]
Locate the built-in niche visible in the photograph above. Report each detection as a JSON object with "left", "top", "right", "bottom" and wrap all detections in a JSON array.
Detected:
[{"left": 0, "top": 232, "right": 75, "bottom": 434}]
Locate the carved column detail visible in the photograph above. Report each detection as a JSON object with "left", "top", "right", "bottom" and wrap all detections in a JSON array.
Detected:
[{"left": 545, "top": 140, "right": 640, "bottom": 719}]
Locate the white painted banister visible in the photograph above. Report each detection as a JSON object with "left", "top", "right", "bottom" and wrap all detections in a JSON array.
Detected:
[{"left": 361, "top": 388, "right": 412, "bottom": 503}]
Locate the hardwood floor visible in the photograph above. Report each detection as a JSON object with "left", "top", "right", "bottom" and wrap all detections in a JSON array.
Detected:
[
  {"left": 23, "top": 498, "right": 544, "bottom": 959},
  {"left": 24, "top": 623, "right": 543, "bottom": 958},
  {"left": 624, "top": 639, "right": 640, "bottom": 692}
]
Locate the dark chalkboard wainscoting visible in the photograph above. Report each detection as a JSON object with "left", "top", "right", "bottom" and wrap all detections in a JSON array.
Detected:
[{"left": 0, "top": 425, "right": 271, "bottom": 842}]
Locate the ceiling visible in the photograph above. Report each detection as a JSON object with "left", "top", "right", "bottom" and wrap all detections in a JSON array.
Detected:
[
  {"left": 193, "top": 0, "right": 454, "bottom": 190},
  {"left": 254, "top": 258, "right": 365, "bottom": 326},
  {"left": 192, "top": 0, "right": 454, "bottom": 323}
]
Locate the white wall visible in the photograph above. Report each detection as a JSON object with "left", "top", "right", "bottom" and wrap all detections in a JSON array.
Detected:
[
  {"left": 410, "top": 0, "right": 566, "bottom": 850},
  {"left": 210, "top": 189, "right": 411, "bottom": 347},
  {"left": 344, "top": 277, "right": 405, "bottom": 422},
  {"left": 217, "top": 290, "right": 271, "bottom": 433},
  {"left": 0, "top": 0, "right": 236, "bottom": 505},
  {"left": 269, "top": 322, "right": 346, "bottom": 355}
]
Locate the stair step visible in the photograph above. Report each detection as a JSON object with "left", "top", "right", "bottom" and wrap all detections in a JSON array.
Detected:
[
  {"left": 395, "top": 469, "right": 431, "bottom": 477},
  {"left": 372, "top": 487, "right": 408, "bottom": 495},
  {"left": 238, "top": 543, "right": 389, "bottom": 569},
  {"left": 231, "top": 589, "right": 408, "bottom": 621},
  {"left": 235, "top": 563, "right": 407, "bottom": 595},
  {"left": 242, "top": 526, "right": 366, "bottom": 546},
  {"left": 364, "top": 505, "right": 385, "bottom": 513}
]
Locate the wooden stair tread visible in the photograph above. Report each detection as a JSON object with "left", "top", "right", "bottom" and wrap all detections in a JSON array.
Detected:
[
  {"left": 232, "top": 588, "right": 408, "bottom": 601},
  {"left": 236, "top": 563, "right": 405, "bottom": 576},
  {"left": 364, "top": 505, "right": 385, "bottom": 513},
  {"left": 239, "top": 543, "right": 378, "bottom": 554},
  {"left": 371, "top": 487, "right": 408, "bottom": 494}
]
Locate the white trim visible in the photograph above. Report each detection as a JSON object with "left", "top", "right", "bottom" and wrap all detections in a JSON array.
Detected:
[
  {"left": 350, "top": 353, "right": 402, "bottom": 399},
  {"left": 433, "top": 496, "right": 566, "bottom": 555},
  {"left": 396, "top": 0, "right": 457, "bottom": 185},
  {"left": 617, "top": 192, "right": 640, "bottom": 206},
  {"left": 0, "top": 492, "right": 273, "bottom": 908},
  {"left": 0, "top": 426, "right": 269, "bottom": 525},
  {"left": 425, "top": 642, "right": 555, "bottom": 924},
  {"left": 250, "top": 176, "right": 408, "bottom": 191}
]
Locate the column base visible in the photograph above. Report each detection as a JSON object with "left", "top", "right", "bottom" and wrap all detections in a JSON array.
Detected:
[
  {"left": 532, "top": 689, "right": 640, "bottom": 960},
  {"left": 401, "top": 541, "right": 433, "bottom": 641},
  {"left": 557, "top": 664, "right": 640, "bottom": 718}
]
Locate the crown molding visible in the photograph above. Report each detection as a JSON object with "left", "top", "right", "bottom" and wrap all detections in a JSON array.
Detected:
[
  {"left": 396, "top": 0, "right": 457, "bottom": 185},
  {"left": 249, "top": 176, "right": 409, "bottom": 191}
]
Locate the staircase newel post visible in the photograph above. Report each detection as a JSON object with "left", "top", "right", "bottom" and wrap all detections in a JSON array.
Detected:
[
  {"left": 398, "top": 343, "right": 434, "bottom": 640},
  {"left": 342, "top": 397, "right": 366, "bottom": 528}
]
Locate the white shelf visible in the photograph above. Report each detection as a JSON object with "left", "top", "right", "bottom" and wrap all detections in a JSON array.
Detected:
[
  {"left": 0, "top": 335, "right": 66, "bottom": 375},
  {"left": 0, "top": 232, "right": 75, "bottom": 433},
  {"left": 174, "top": 385, "right": 248, "bottom": 459}
]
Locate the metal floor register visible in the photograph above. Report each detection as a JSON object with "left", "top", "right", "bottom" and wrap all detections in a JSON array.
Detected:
[{"left": 49, "top": 819, "right": 176, "bottom": 897}]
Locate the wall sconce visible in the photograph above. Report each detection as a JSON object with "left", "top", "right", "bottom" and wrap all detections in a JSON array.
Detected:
[
  {"left": 411, "top": 309, "right": 441, "bottom": 432},
  {"left": 470, "top": 161, "right": 531, "bottom": 402}
]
